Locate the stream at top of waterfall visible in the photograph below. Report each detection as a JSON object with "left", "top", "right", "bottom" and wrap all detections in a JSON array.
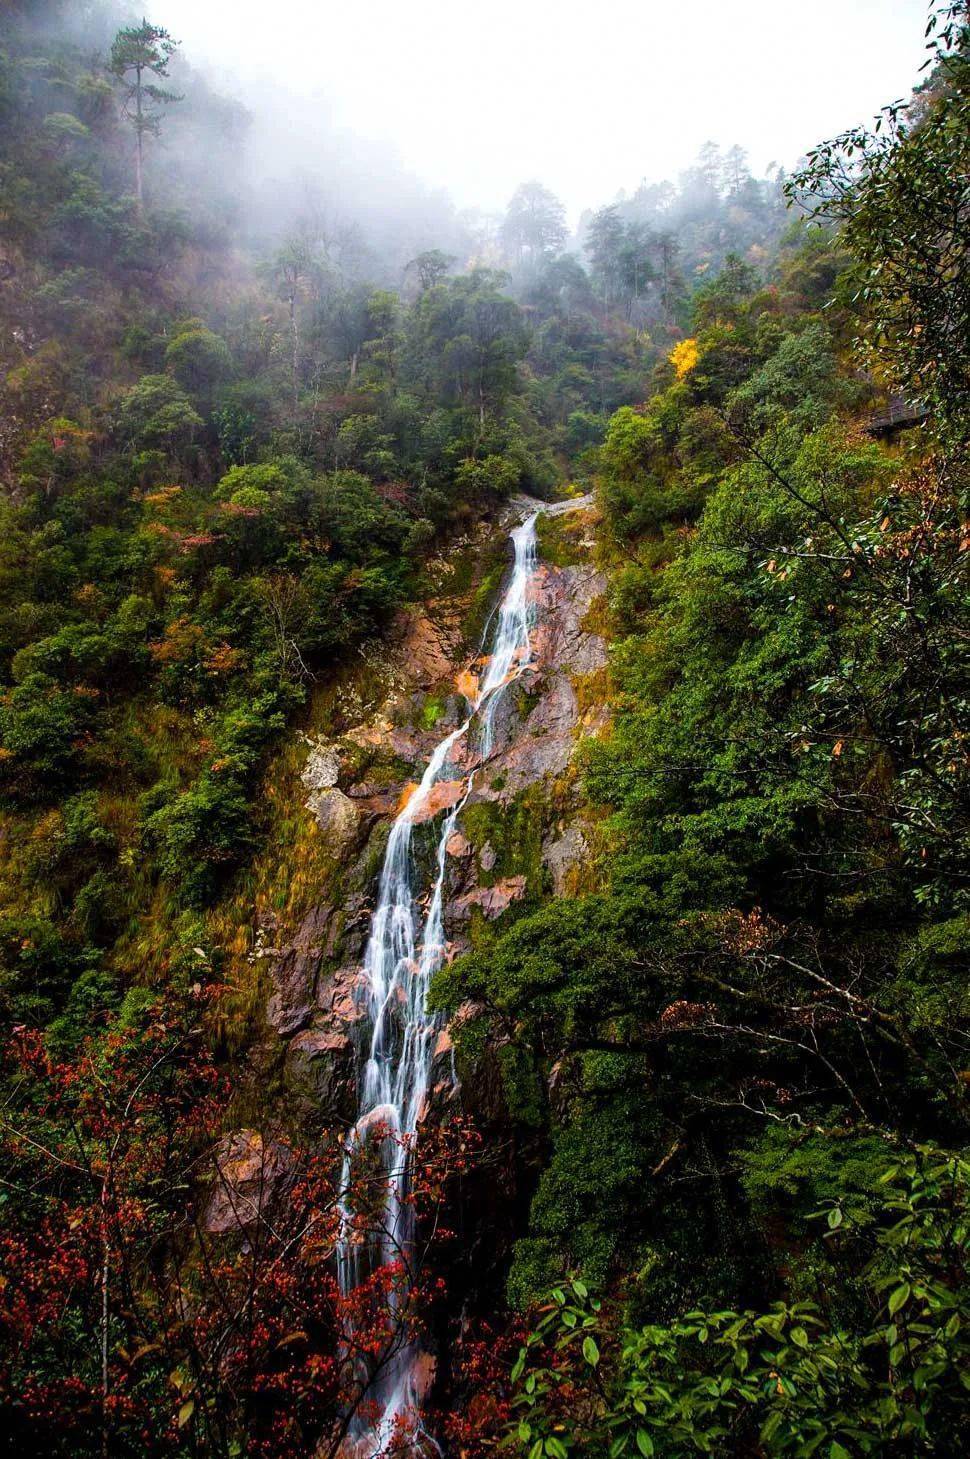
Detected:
[{"left": 336, "top": 512, "right": 541, "bottom": 1456}]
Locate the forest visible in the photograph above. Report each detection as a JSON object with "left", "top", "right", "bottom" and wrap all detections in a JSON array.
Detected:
[{"left": 0, "top": 1, "right": 966, "bottom": 1456}]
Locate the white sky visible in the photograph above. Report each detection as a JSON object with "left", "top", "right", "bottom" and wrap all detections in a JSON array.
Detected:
[{"left": 159, "top": 0, "right": 931, "bottom": 221}]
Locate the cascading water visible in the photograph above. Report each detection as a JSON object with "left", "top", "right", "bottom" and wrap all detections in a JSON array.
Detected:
[{"left": 337, "top": 513, "right": 539, "bottom": 1453}]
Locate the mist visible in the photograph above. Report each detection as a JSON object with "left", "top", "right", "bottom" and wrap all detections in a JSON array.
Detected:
[
  {"left": 157, "top": 0, "right": 929, "bottom": 221},
  {"left": 39, "top": 0, "right": 931, "bottom": 287}
]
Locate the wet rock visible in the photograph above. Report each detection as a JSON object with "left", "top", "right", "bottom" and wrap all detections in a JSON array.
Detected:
[
  {"left": 266, "top": 903, "right": 332, "bottom": 1036},
  {"left": 334, "top": 1407, "right": 439, "bottom": 1459},
  {"left": 317, "top": 962, "right": 370, "bottom": 1031},
  {"left": 352, "top": 1100, "right": 401, "bottom": 1141},
  {"left": 475, "top": 675, "right": 578, "bottom": 800},
  {"left": 205, "top": 1130, "right": 295, "bottom": 1234},
  {"left": 479, "top": 842, "right": 496, "bottom": 872},
  {"left": 403, "top": 777, "right": 467, "bottom": 824}
]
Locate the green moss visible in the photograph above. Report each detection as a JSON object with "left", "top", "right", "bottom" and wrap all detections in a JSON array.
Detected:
[
  {"left": 463, "top": 563, "right": 505, "bottom": 646},
  {"left": 536, "top": 508, "right": 591, "bottom": 568},
  {"left": 507, "top": 1236, "right": 559, "bottom": 1309},
  {"left": 458, "top": 786, "right": 547, "bottom": 892},
  {"left": 420, "top": 692, "right": 446, "bottom": 730}
]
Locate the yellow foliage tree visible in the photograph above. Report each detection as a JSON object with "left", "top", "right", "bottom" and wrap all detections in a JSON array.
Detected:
[{"left": 669, "top": 337, "right": 700, "bottom": 378}]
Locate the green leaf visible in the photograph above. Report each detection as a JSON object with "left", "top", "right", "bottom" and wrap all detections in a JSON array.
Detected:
[
  {"left": 583, "top": 1336, "right": 600, "bottom": 1367},
  {"left": 830, "top": 1444, "right": 852, "bottom": 1459},
  {"left": 545, "top": 1438, "right": 569, "bottom": 1459},
  {"left": 636, "top": 1431, "right": 654, "bottom": 1457},
  {"left": 888, "top": 1283, "right": 911, "bottom": 1316},
  {"left": 177, "top": 1400, "right": 195, "bottom": 1429}
]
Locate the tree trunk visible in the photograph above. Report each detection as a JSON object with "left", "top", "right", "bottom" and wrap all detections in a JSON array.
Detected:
[
  {"left": 134, "top": 65, "right": 144, "bottom": 212},
  {"left": 101, "top": 1182, "right": 110, "bottom": 1459},
  {"left": 289, "top": 292, "right": 299, "bottom": 412}
]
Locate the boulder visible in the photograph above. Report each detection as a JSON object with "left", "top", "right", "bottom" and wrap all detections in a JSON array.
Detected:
[
  {"left": 446, "top": 829, "right": 472, "bottom": 859},
  {"left": 301, "top": 739, "right": 341, "bottom": 792},
  {"left": 306, "top": 786, "right": 361, "bottom": 853}
]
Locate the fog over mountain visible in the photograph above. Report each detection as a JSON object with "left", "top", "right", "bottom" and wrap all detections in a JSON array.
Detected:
[{"left": 160, "top": 0, "right": 929, "bottom": 218}]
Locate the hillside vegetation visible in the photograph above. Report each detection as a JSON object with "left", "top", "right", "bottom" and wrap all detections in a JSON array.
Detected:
[{"left": 0, "top": 3, "right": 966, "bottom": 1457}]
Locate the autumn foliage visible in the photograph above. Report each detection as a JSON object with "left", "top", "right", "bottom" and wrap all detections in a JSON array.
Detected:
[{"left": 0, "top": 991, "right": 481, "bottom": 1458}]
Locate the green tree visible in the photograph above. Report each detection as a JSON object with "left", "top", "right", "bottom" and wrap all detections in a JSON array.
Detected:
[
  {"left": 109, "top": 20, "right": 181, "bottom": 210},
  {"left": 502, "top": 181, "right": 568, "bottom": 270},
  {"left": 164, "top": 325, "right": 233, "bottom": 406},
  {"left": 509, "top": 1149, "right": 970, "bottom": 1459},
  {"left": 406, "top": 248, "right": 454, "bottom": 292},
  {"left": 788, "top": 2, "right": 969, "bottom": 447}
]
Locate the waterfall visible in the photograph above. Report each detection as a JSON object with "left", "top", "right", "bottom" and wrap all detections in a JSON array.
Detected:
[{"left": 337, "top": 513, "right": 539, "bottom": 1452}]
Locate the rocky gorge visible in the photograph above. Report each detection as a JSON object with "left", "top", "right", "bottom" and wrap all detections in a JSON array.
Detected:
[
  {"left": 257, "top": 499, "right": 605, "bottom": 1124},
  {"left": 207, "top": 498, "right": 609, "bottom": 1313}
]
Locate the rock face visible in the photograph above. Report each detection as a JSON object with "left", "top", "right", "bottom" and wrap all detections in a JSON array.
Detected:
[
  {"left": 261, "top": 503, "right": 607, "bottom": 1132},
  {"left": 305, "top": 785, "right": 361, "bottom": 849},
  {"left": 466, "top": 561, "right": 607, "bottom": 803},
  {"left": 205, "top": 1130, "right": 295, "bottom": 1234},
  {"left": 451, "top": 875, "right": 527, "bottom": 922},
  {"left": 266, "top": 903, "right": 332, "bottom": 1036},
  {"left": 285, "top": 1020, "right": 358, "bottom": 1122},
  {"left": 393, "top": 604, "right": 463, "bottom": 686},
  {"left": 543, "top": 823, "right": 591, "bottom": 897}
]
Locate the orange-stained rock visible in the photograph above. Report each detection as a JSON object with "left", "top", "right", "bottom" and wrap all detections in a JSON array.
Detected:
[
  {"left": 434, "top": 1026, "right": 453, "bottom": 1059},
  {"left": 395, "top": 607, "right": 458, "bottom": 685},
  {"left": 451, "top": 875, "right": 527, "bottom": 922},
  {"left": 455, "top": 667, "right": 479, "bottom": 701},
  {"left": 445, "top": 829, "right": 472, "bottom": 858},
  {"left": 406, "top": 778, "right": 467, "bottom": 824},
  {"left": 397, "top": 781, "right": 420, "bottom": 814}
]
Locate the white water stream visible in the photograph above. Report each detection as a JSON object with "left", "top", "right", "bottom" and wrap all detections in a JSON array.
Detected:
[{"left": 337, "top": 513, "right": 539, "bottom": 1452}]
